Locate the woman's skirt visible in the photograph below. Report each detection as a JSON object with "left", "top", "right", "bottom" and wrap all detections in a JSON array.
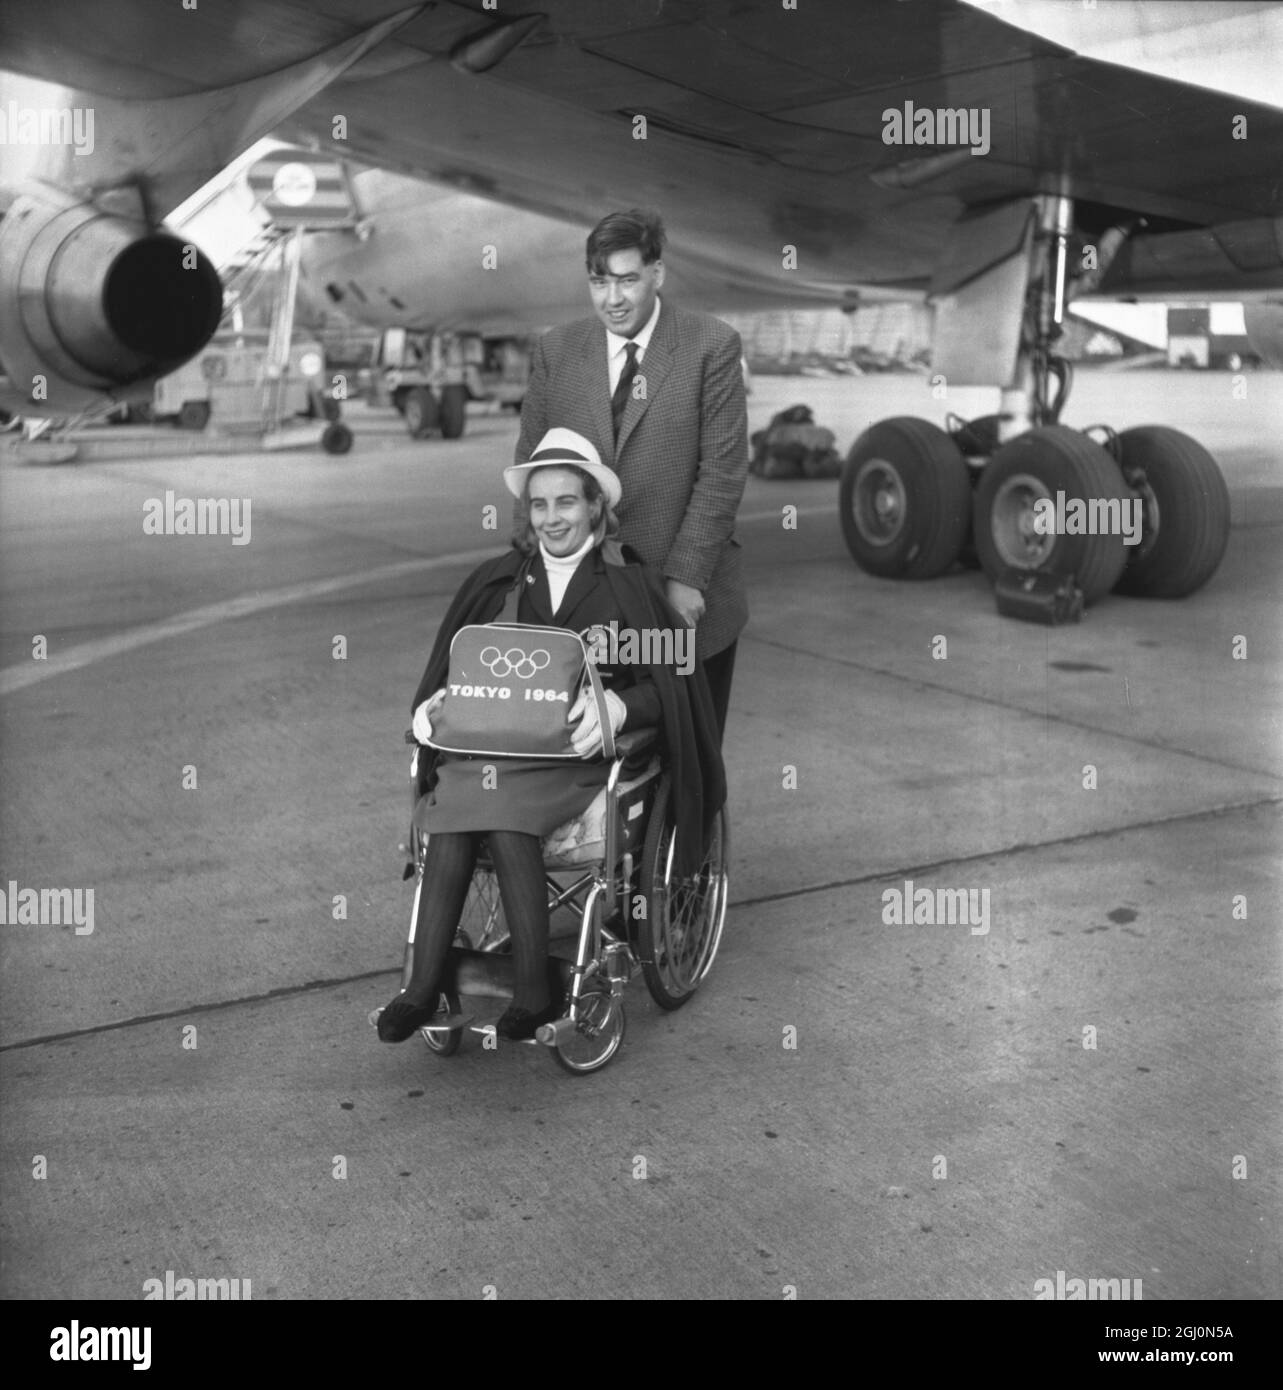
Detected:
[{"left": 413, "top": 753, "right": 612, "bottom": 838}]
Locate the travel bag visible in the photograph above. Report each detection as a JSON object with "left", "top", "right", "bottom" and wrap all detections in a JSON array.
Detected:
[{"left": 427, "top": 620, "right": 615, "bottom": 759}]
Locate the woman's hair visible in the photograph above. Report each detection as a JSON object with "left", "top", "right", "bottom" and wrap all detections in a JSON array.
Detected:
[{"left": 512, "top": 464, "right": 620, "bottom": 556}]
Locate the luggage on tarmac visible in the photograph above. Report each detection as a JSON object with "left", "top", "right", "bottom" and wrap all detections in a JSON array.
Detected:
[
  {"left": 750, "top": 404, "right": 842, "bottom": 479},
  {"left": 993, "top": 568, "right": 1084, "bottom": 625}
]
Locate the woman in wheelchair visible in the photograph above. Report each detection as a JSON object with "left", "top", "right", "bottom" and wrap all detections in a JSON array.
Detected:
[{"left": 377, "top": 428, "right": 725, "bottom": 1044}]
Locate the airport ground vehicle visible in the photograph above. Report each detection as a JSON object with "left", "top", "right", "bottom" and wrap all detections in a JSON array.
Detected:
[
  {"left": 367, "top": 329, "right": 531, "bottom": 439},
  {"left": 152, "top": 329, "right": 353, "bottom": 453},
  {"left": 371, "top": 727, "right": 729, "bottom": 1075}
]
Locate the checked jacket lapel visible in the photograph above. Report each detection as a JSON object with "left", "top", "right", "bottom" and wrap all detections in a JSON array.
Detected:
[
  {"left": 582, "top": 328, "right": 616, "bottom": 462},
  {"left": 615, "top": 301, "right": 675, "bottom": 461}
]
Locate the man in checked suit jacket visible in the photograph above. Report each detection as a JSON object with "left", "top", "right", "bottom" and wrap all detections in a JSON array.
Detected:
[{"left": 515, "top": 208, "right": 749, "bottom": 738}]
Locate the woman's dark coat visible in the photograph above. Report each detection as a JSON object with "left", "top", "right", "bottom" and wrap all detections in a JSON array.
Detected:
[{"left": 412, "top": 540, "right": 726, "bottom": 877}]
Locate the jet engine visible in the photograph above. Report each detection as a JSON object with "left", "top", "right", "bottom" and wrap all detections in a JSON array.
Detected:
[{"left": 0, "top": 184, "right": 222, "bottom": 416}]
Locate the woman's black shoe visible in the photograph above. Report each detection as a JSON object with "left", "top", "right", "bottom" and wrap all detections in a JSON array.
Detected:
[
  {"left": 377, "top": 996, "right": 437, "bottom": 1043},
  {"left": 495, "top": 1000, "right": 561, "bottom": 1041}
]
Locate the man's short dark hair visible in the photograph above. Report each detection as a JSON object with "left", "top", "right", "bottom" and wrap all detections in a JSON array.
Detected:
[{"left": 586, "top": 209, "right": 665, "bottom": 275}]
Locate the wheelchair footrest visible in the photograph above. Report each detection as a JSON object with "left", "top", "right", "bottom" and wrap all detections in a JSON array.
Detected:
[
  {"left": 534, "top": 1016, "right": 580, "bottom": 1047},
  {"left": 421, "top": 1012, "right": 473, "bottom": 1033},
  {"left": 465, "top": 1022, "right": 541, "bottom": 1046}
]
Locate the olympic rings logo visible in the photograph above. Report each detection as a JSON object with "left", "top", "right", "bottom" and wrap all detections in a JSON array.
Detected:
[{"left": 479, "top": 645, "right": 551, "bottom": 679}]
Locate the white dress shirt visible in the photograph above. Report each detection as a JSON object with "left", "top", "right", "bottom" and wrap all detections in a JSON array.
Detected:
[{"left": 606, "top": 296, "right": 662, "bottom": 396}]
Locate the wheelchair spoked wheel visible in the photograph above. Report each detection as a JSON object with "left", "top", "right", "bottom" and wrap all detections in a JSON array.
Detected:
[
  {"left": 419, "top": 989, "right": 464, "bottom": 1057},
  {"left": 636, "top": 775, "right": 730, "bottom": 1010},
  {"left": 552, "top": 981, "right": 626, "bottom": 1075}
]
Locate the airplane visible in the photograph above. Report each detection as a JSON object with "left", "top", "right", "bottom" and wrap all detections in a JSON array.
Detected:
[
  {"left": 287, "top": 158, "right": 833, "bottom": 434},
  {"left": 298, "top": 162, "right": 851, "bottom": 336},
  {"left": 2, "top": 0, "right": 1281, "bottom": 603}
]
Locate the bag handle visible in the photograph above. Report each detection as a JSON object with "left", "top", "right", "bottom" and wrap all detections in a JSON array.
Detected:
[{"left": 581, "top": 646, "right": 616, "bottom": 761}]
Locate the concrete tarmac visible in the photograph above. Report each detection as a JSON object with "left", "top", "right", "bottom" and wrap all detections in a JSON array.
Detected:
[{"left": 0, "top": 370, "right": 1279, "bottom": 1300}]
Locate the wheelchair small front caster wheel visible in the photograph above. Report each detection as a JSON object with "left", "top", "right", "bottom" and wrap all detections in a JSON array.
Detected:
[
  {"left": 420, "top": 990, "right": 465, "bottom": 1057},
  {"left": 552, "top": 984, "right": 626, "bottom": 1075}
]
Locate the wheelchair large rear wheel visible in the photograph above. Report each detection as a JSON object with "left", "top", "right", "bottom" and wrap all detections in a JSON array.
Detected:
[{"left": 636, "top": 776, "right": 729, "bottom": 1009}]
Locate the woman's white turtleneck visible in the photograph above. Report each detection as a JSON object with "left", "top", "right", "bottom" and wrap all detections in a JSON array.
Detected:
[{"left": 539, "top": 535, "right": 594, "bottom": 612}]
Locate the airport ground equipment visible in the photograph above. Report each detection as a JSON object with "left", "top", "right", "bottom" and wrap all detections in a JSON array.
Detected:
[
  {"left": 839, "top": 194, "right": 1232, "bottom": 606},
  {"left": 367, "top": 328, "right": 531, "bottom": 440},
  {"left": 151, "top": 328, "right": 351, "bottom": 454},
  {"left": 993, "top": 569, "right": 1084, "bottom": 626},
  {"left": 219, "top": 150, "right": 355, "bottom": 453},
  {"left": 370, "top": 728, "right": 729, "bottom": 1075},
  {"left": 367, "top": 327, "right": 477, "bottom": 440}
]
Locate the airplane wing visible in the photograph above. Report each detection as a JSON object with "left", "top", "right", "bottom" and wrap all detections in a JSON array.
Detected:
[
  {"left": 4, "top": 0, "right": 1280, "bottom": 301},
  {"left": 265, "top": 0, "right": 1283, "bottom": 300},
  {"left": 5, "top": 0, "right": 1281, "bottom": 418}
]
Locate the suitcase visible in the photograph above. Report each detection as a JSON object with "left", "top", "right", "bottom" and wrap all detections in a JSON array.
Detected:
[{"left": 993, "top": 568, "right": 1084, "bottom": 625}]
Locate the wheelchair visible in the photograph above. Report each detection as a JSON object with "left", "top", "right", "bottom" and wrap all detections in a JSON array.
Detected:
[{"left": 372, "top": 728, "right": 729, "bottom": 1075}]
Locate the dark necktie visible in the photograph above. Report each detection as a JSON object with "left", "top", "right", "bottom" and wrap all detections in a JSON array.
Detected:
[{"left": 610, "top": 341, "right": 639, "bottom": 441}]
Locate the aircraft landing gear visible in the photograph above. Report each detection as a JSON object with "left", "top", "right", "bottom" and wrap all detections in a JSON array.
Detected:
[
  {"left": 973, "top": 425, "right": 1129, "bottom": 605},
  {"left": 1111, "top": 426, "right": 1231, "bottom": 598},
  {"left": 838, "top": 417, "right": 970, "bottom": 579},
  {"left": 839, "top": 193, "right": 1231, "bottom": 604}
]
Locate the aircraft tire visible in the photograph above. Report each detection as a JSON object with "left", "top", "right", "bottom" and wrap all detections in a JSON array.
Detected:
[
  {"left": 838, "top": 417, "right": 971, "bottom": 578},
  {"left": 322, "top": 422, "right": 353, "bottom": 455},
  {"left": 403, "top": 387, "right": 438, "bottom": 438},
  {"left": 974, "top": 426, "right": 1129, "bottom": 605},
  {"left": 177, "top": 400, "right": 211, "bottom": 431},
  {"left": 1112, "top": 426, "right": 1230, "bottom": 598},
  {"left": 439, "top": 384, "right": 467, "bottom": 439}
]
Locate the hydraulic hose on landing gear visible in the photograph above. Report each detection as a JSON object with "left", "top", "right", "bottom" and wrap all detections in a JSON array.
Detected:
[
  {"left": 1030, "top": 193, "right": 1075, "bottom": 427},
  {"left": 1040, "top": 355, "right": 1072, "bottom": 425}
]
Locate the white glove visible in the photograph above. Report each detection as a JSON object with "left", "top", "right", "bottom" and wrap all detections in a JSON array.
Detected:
[
  {"left": 568, "top": 687, "right": 627, "bottom": 758},
  {"left": 412, "top": 688, "right": 446, "bottom": 744}
]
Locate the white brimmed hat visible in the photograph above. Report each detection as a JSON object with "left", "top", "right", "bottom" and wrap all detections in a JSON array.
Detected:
[{"left": 503, "top": 428, "right": 622, "bottom": 509}]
